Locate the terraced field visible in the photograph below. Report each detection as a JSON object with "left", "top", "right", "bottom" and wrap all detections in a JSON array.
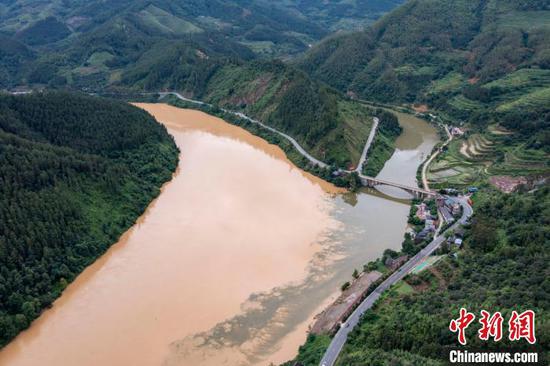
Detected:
[
  {"left": 496, "top": 87, "right": 550, "bottom": 113},
  {"left": 489, "top": 144, "right": 549, "bottom": 176},
  {"left": 447, "top": 95, "right": 484, "bottom": 113},
  {"left": 427, "top": 125, "right": 549, "bottom": 188},
  {"left": 137, "top": 5, "right": 203, "bottom": 35}
]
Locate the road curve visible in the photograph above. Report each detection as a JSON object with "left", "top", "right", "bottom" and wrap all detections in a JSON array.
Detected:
[
  {"left": 421, "top": 124, "right": 453, "bottom": 191},
  {"left": 159, "top": 92, "right": 328, "bottom": 168},
  {"left": 355, "top": 117, "right": 379, "bottom": 173},
  {"left": 158, "top": 92, "right": 432, "bottom": 197},
  {"left": 319, "top": 197, "right": 473, "bottom": 366}
]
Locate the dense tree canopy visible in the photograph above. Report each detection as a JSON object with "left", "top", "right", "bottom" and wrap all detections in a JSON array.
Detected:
[{"left": 0, "top": 92, "right": 179, "bottom": 347}]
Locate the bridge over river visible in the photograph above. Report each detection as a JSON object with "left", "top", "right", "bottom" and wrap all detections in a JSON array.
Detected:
[
  {"left": 358, "top": 175, "right": 435, "bottom": 198},
  {"left": 158, "top": 91, "right": 435, "bottom": 198}
]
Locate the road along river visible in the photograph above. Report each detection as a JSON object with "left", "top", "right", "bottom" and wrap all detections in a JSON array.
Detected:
[
  {"left": 374, "top": 110, "right": 439, "bottom": 198},
  {"left": 0, "top": 104, "right": 438, "bottom": 366}
]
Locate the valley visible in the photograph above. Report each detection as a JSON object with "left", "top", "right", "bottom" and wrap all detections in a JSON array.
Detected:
[
  {"left": 0, "top": 0, "right": 548, "bottom": 365},
  {"left": 0, "top": 103, "right": 438, "bottom": 366}
]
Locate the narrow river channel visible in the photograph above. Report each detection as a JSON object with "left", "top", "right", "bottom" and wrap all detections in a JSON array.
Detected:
[{"left": 0, "top": 104, "right": 438, "bottom": 366}]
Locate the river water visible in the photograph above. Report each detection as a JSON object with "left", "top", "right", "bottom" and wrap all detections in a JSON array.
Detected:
[{"left": 0, "top": 105, "right": 437, "bottom": 366}]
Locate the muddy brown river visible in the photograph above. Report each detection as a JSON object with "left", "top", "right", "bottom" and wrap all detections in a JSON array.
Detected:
[{"left": 0, "top": 104, "right": 437, "bottom": 366}]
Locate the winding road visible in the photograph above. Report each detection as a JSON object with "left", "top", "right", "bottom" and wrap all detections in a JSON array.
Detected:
[
  {"left": 421, "top": 124, "right": 453, "bottom": 190},
  {"left": 319, "top": 196, "right": 473, "bottom": 366},
  {"left": 158, "top": 92, "right": 433, "bottom": 197},
  {"left": 354, "top": 117, "right": 379, "bottom": 173},
  {"left": 159, "top": 92, "right": 328, "bottom": 168}
]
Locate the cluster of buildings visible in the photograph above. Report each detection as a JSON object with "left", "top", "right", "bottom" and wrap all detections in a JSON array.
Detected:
[
  {"left": 446, "top": 226, "right": 466, "bottom": 251},
  {"left": 410, "top": 196, "right": 464, "bottom": 244},
  {"left": 412, "top": 201, "right": 439, "bottom": 243},
  {"left": 437, "top": 196, "right": 461, "bottom": 224}
]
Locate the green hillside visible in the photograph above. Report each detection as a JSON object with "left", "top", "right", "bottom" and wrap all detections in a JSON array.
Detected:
[
  {"left": 0, "top": 0, "right": 405, "bottom": 88},
  {"left": 15, "top": 16, "right": 71, "bottom": 45},
  {"left": 0, "top": 1, "right": 405, "bottom": 168},
  {"left": 286, "top": 188, "right": 550, "bottom": 365},
  {"left": 298, "top": 0, "right": 550, "bottom": 182},
  {"left": 298, "top": 0, "right": 550, "bottom": 151},
  {"left": 120, "top": 45, "right": 379, "bottom": 167},
  {"left": 0, "top": 92, "right": 179, "bottom": 348},
  {"left": 0, "top": 34, "right": 33, "bottom": 86},
  {"left": 0, "top": 0, "right": 404, "bottom": 63}
]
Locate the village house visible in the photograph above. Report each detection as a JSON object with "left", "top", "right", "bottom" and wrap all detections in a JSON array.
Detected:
[
  {"left": 437, "top": 197, "right": 461, "bottom": 224},
  {"left": 405, "top": 227, "right": 416, "bottom": 239},
  {"left": 385, "top": 255, "right": 409, "bottom": 271},
  {"left": 446, "top": 226, "right": 466, "bottom": 250},
  {"left": 415, "top": 227, "right": 432, "bottom": 243},
  {"left": 415, "top": 202, "right": 429, "bottom": 220},
  {"left": 425, "top": 219, "right": 436, "bottom": 230},
  {"left": 451, "top": 202, "right": 461, "bottom": 216},
  {"left": 450, "top": 126, "right": 464, "bottom": 136}
]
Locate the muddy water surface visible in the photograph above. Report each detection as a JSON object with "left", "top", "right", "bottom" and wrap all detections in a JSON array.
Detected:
[
  {"left": 375, "top": 110, "right": 439, "bottom": 197},
  {"left": 0, "top": 104, "right": 436, "bottom": 366}
]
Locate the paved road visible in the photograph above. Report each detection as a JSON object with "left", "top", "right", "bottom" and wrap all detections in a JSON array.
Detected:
[
  {"left": 422, "top": 124, "right": 452, "bottom": 191},
  {"left": 158, "top": 92, "right": 434, "bottom": 196},
  {"left": 319, "top": 197, "right": 473, "bottom": 366},
  {"left": 354, "top": 117, "right": 379, "bottom": 173},
  {"left": 159, "top": 92, "right": 328, "bottom": 168}
]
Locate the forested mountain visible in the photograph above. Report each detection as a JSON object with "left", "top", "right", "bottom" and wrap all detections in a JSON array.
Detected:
[
  {"left": 289, "top": 188, "right": 550, "bottom": 365},
  {"left": 298, "top": 0, "right": 550, "bottom": 141},
  {"left": 143, "top": 59, "right": 384, "bottom": 167},
  {"left": 0, "top": 0, "right": 404, "bottom": 83},
  {"left": 0, "top": 92, "right": 179, "bottom": 347},
  {"left": 0, "top": 0, "right": 406, "bottom": 168}
]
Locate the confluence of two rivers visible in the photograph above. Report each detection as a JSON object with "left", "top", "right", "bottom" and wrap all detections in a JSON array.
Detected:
[{"left": 0, "top": 104, "right": 438, "bottom": 366}]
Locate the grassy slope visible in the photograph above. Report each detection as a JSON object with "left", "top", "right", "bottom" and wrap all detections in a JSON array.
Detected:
[
  {"left": 164, "top": 65, "right": 378, "bottom": 169},
  {"left": 362, "top": 131, "right": 396, "bottom": 176},
  {"left": 362, "top": 109, "right": 402, "bottom": 176}
]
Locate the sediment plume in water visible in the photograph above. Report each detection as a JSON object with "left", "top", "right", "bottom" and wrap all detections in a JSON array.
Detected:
[{"left": 0, "top": 103, "right": 437, "bottom": 366}]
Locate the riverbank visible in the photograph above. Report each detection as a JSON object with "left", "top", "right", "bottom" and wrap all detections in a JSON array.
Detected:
[
  {"left": 164, "top": 93, "right": 378, "bottom": 190},
  {"left": 0, "top": 102, "right": 440, "bottom": 366},
  {"left": 0, "top": 93, "right": 179, "bottom": 350},
  {"left": 137, "top": 103, "right": 344, "bottom": 195},
  {"left": 0, "top": 103, "right": 341, "bottom": 366}
]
